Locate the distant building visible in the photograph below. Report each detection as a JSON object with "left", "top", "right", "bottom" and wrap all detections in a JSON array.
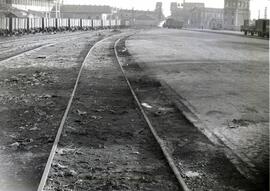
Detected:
[
  {"left": 190, "top": 7, "right": 223, "bottom": 29},
  {"left": 0, "top": 0, "right": 54, "bottom": 17},
  {"left": 170, "top": 2, "right": 205, "bottom": 25},
  {"left": 170, "top": 1, "right": 224, "bottom": 29},
  {"left": 117, "top": 2, "right": 164, "bottom": 26},
  {"left": 223, "top": 0, "right": 250, "bottom": 30},
  {"left": 155, "top": 2, "right": 164, "bottom": 20},
  {"left": 51, "top": 5, "right": 113, "bottom": 19}
]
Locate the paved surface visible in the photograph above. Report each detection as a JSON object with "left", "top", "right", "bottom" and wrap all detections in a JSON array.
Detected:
[
  {"left": 126, "top": 29, "right": 269, "bottom": 180},
  {"left": 185, "top": 28, "right": 244, "bottom": 36}
]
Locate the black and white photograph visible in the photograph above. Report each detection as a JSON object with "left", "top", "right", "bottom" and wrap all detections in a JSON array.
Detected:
[{"left": 0, "top": 0, "right": 269, "bottom": 190}]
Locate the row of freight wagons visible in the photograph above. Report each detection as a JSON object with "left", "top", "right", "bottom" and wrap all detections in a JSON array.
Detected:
[{"left": 0, "top": 17, "right": 128, "bottom": 35}]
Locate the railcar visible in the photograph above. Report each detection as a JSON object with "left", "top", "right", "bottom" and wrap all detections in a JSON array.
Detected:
[
  {"left": 82, "top": 19, "right": 92, "bottom": 30},
  {"left": 0, "top": 17, "right": 9, "bottom": 35},
  {"left": 241, "top": 19, "right": 269, "bottom": 38},
  {"left": 163, "top": 18, "right": 183, "bottom": 29},
  {"left": 12, "top": 18, "right": 28, "bottom": 34},
  {"left": 102, "top": 19, "right": 110, "bottom": 29},
  {"left": 29, "top": 18, "right": 42, "bottom": 33},
  {"left": 93, "top": 19, "right": 102, "bottom": 30}
]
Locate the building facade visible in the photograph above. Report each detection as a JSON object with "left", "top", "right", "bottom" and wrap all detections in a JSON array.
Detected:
[
  {"left": 0, "top": 0, "right": 54, "bottom": 17},
  {"left": 223, "top": 0, "right": 250, "bottom": 30},
  {"left": 190, "top": 7, "right": 223, "bottom": 29},
  {"left": 170, "top": 2, "right": 205, "bottom": 25},
  {"left": 51, "top": 5, "right": 112, "bottom": 19},
  {"left": 117, "top": 2, "right": 164, "bottom": 26}
]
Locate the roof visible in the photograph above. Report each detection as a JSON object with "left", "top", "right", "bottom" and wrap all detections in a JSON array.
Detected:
[{"left": 52, "top": 5, "right": 112, "bottom": 13}]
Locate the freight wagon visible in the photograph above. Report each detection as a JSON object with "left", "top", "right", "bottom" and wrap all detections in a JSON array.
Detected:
[
  {"left": 241, "top": 19, "right": 269, "bottom": 38},
  {"left": 0, "top": 17, "right": 128, "bottom": 36}
]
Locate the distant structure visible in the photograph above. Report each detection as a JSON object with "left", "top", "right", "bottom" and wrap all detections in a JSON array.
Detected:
[
  {"left": 117, "top": 2, "right": 164, "bottom": 27},
  {"left": 191, "top": 7, "right": 223, "bottom": 29},
  {"left": 223, "top": 0, "right": 250, "bottom": 30},
  {"left": 51, "top": 5, "right": 113, "bottom": 19},
  {"left": 0, "top": 0, "right": 54, "bottom": 17},
  {"left": 155, "top": 2, "right": 164, "bottom": 20},
  {"left": 170, "top": 1, "right": 223, "bottom": 29}
]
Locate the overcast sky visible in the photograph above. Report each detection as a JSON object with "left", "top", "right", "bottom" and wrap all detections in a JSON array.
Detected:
[{"left": 63, "top": 0, "right": 270, "bottom": 19}]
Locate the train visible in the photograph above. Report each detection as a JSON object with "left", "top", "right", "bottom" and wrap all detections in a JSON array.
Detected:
[
  {"left": 0, "top": 17, "right": 128, "bottom": 36},
  {"left": 241, "top": 19, "right": 269, "bottom": 38},
  {"left": 163, "top": 18, "right": 184, "bottom": 29}
]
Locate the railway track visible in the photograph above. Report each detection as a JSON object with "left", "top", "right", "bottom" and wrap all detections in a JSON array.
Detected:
[
  {"left": 0, "top": 31, "right": 89, "bottom": 46},
  {"left": 114, "top": 38, "right": 190, "bottom": 191},
  {"left": 37, "top": 36, "right": 113, "bottom": 191},
  {"left": 0, "top": 31, "right": 93, "bottom": 64},
  {"left": 0, "top": 32, "right": 110, "bottom": 191},
  {"left": 0, "top": 30, "right": 261, "bottom": 191},
  {"left": 37, "top": 34, "right": 188, "bottom": 191},
  {"left": 36, "top": 33, "right": 261, "bottom": 191}
]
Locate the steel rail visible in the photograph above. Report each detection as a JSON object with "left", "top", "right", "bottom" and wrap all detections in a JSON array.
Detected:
[
  {"left": 114, "top": 38, "right": 190, "bottom": 191},
  {"left": 0, "top": 43, "right": 55, "bottom": 65},
  {"left": 0, "top": 33, "right": 91, "bottom": 65},
  {"left": 37, "top": 36, "right": 112, "bottom": 191}
]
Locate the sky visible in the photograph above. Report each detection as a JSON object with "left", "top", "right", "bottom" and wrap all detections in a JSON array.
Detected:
[{"left": 63, "top": 0, "right": 270, "bottom": 19}]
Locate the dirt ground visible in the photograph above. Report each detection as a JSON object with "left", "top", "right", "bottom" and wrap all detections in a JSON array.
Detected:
[
  {"left": 126, "top": 29, "right": 269, "bottom": 189},
  {"left": 43, "top": 34, "right": 181, "bottom": 191},
  {"left": 0, "top": 31, "right": 113, "bottom": 191},
  {"left": 116, "top": 38, "right": 262, "bottom": 191}
]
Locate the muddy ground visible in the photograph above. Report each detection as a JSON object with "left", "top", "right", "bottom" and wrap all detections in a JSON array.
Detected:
[{"left": 0, "top": 31, "right": 114, "bottom": 191}]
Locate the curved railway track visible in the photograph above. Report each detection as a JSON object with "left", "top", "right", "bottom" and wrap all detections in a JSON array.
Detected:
[
  {"left": 37, "top": 36, "right": 113, "bottom": 191},
  {"left": 114, "top": 38, "right": 190, "bottom": 191},
  {"left": 37, "top": 34, "right": 189, "bottom": 191}
]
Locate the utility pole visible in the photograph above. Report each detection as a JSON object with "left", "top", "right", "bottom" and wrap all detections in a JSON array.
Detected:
[
  {"left": 264, "top": 7, "right": 267, "bottom": 19},
  {"left": 258, "top": 10, "right": 260, "bottom": 19}
]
